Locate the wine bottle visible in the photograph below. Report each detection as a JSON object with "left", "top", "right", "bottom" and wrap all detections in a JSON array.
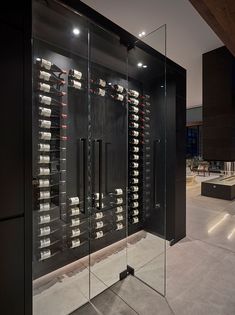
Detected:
[
  {"left": 95, "top": 212, "right": 104, "bottom": 219},
  {"left": 94, "top": 193, "right": 104, "bottom": 201},
  {"left": 116, "top": 198, "right": 123, "bottom": 205},
  {"left": 39, "top": 191, "right": 51, "bottom": 200},
  {"left": 39, "top": 167, "right": 50, "bottom": 176},
  {"left": 129, "top": 98, "right": 139, "bottom": 105},
  {"left": 71, "top": 238, "right": 81, "bottom": 248},
  {"left": 40, "top": 237, "right": 51, "bottom": 248},
  {"left": 145, "top": 109, "right": 150, "bottom": 114},
  {"left": 69, "top": 79, "right": 82, "bottom": 90},
  {"left": 38, "top": 95, "right": 66, "bottom": 107},
  {"left": 39, "top": 214, "right": 51, "bottom": 224},
  {"left": 130, "top": 178, "right": 139, "bottom": 184},
  {"left": 131, "top": 146, "right": 139, "bottom": 153},
  {"left": 71, "top": 228, "right": 80, "bottom": 237},
  {"left": 128, "top": 89, "right": 139, "bottom": 98},
  {"left": 69, "top": 69, "right": 82, "bottom": 80},
  {"left": 91, "top": 88, "right": 105, "bottom": 97},
  {"left": 131, "top": 194, "right": 139, "bottom": 200},
  {"left": 130, "top": 201, "right": 139, "bottom": 208},
  {"left": 129, "top": 122, "right": 139, "bottom": 129},
  {"left": 132, "top": 217, "right": 139, "bottom": 224},
  {"left": 71, "top": 207, "right": 80, "bottom": 216},
  {"left": 130, "top": 130, "right": 139, "bottom": 137},
  {"left": 130, "top": 106, "right": 139, "bottom": 113},
  {"left": 39, "top": 202, "right": 51, "bottom": 211},
  {"left": 116, "top": 206, "right": 123, "bottom": 213},
  {"left": 132, "top": 209, "right": 139, "bottom": 216},
  {"left": 131, "top": 154, "right": 139, "bottom": 160},
  {"left": 38, "top": 83, "right": 66, "bottom": 96},
  {"left": 112, "top": 84, "right": 125, "bottom": 93},
  {"left": 38, "top": 70, "right": 65, "bottom": 85},
  {"left": 71, "top": 218, "right": 80, "bottom": 227},
  {"left": 145, "top": 101, "right": 151, "bottom": 106},
  {"left": 130, "top": 114, "right": 139, "bottom": 121},
  {"left": 69, "top": 197, "right": 79, "bottom": 206},
  {"left": 40, "top": 249, "right": 51, "bottom": 260},
  {"left": 36, "top": 58, "right": 66, "bottom": 73},
  {"left": 130, "top": 186, "right": 139, "bottom": 192},
  {"left": 38, "top": 143, "right": 50, "bottom": 152},
  {"left": 111, "top": 93, "right": 124, "bottom": 101},
  {"left": 95, "top": 230, "right": 103, "bottom": 239},
  {"left": 130, "top": 162, "right": 139, "bottom": 168},
  {"left": 39, "top": 226, "right": 51, "bottom": 236},
  {"left": 131, "top": 170, "right": 139, "bottom": 176},
  {"left": 91, "top": 78, "right": 106, "bottom": 88},
  {"left": 145, "top": 116, "right": 150, "bottom": 121},
  {"left": 116, "top": 222, "right": 124, "bottom": 230},
  {"left": 38, "top": 155, "right": 50, "bottom": 164},
  {"left": 39, "top": 119, "right": 67, "bottom": 130},
  {"left": 115, "top": 188, "right": 123, "bottom": 195},
  {"left": 129, "top": 138, "right": 139, "bottom": 145},
  {"left": 38, "top": 179, "right": 50, "bottom": 188},
  {"left": 116, "top": 214, "right": 124, "bottom": 222},
  {"left": 96, "top": 221, "right": 104, "bottom": 229}
]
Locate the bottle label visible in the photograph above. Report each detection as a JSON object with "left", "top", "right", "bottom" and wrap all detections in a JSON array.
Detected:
[
  {"left": 94, "top": 193, "right": 104, "bottom": 200},
  {"left": 116, "top": 198, "right": 123, "bottom": 204},
  {"left": 40, "top": 214, "right": 50, "bottom": 223},
  {"left": 73, "top": 70, "right": 82, "bottom": 80},
  {"left": 40, "top": 202, "right": 50, "bottom": 211},
  {"left": 71, "top": 238, "right": 81, "bottom": 248},
  {"left": 40, "top": 249, "right": 51, "bottom": 260},
  {"left": 40, "top": 95, "right": 52, "bottom": 105},
  {"left": 71, "top": 218, "right": 80, "bottom": 226},
  {"left": 131, "top": 186, "right": 138, "bottom": 192},
  {"left": 96, "top": 221, "right": 104, "bottom": 229},
  {"left": 40, "top": 226, "right": 51, "bottom": 236},
  {"left": 71, "top": 207, "right": 80, "bottom": 216},
  {"left": 72, "top": 80, "right": 82, "bottom": 89},
  {"left": 98, "top": 88, "right": 105, "bottom": 96},
  {"left": 131, "top": 106, "right": 139, "bottom": 113},
  {"left": 39, "top": 143, "right": 50, "bottom": 151},
  {"left": 132, "top": 178, "right": 139, "bottom": 184},
  {"left": 72, "top": 228, "right": 80, "bottom": 237},
  {"left": 40, "top": 120, "right": 51, "bottom": 129},
  {"left": 40, "top": 191, "right": 50, "bottom": 199},
  {"left": 132, "top": 202, "right": 139, "bottom": 208},
  {"left": 96, "top": 231, "right": 104, "bottom": 239},
  {"left": 133, "top": 210, "right": 139, "bottom": 215},
  {"left": 40, "top": 238, "right": 51, "bottom": 248},
  {"left": 132, "top": 162, "right": 138, "bottom": 168},
  {"left": 133, "top": 217, "right": 139, "bottom": 224},
  {"left": 69, "top": 197, "right": 79, "bottom": 205},
  {"left": 39, "top": 132, "right": 51, "bottom": 140},
  {"left": 95, "top": 212, "right": 103, "bottom": 219},
  {"left": 99, "top": 79, "right": 106, "bottom": 87},
  {"left": 132, "top": 155, "right": 139, "bottom": 160},
  {"left": 132, "top": 147, "right": 139, "bottom": 152},
  {"left": 116, "top": 223, "right": 123, "bottom": 230},
  {"left": 41, "top": 59, "right": 52, "bottom": 70},
  {"left": 116, "top": 206, "right": 123, "bottom": 213},
  {"left": 129, "top": 98, "right": 139, "bottom": 105},
  {"left": 39, "top": 179, "right": 50, "bottom": 187},
  {"left": 129, "top": 90, "right": 139, "bottom": 98},
  {"left": 116, "top": 85, "right": 124, "bottom": 93},
  {"left": 131, "top": 194, "right": 139, "bottom": 200},
  {"left": 40, "top": 83, "right": 51, "bottom": 93},
  {"left": 117, "top": 215, "right": 123, "bottom": 221},
  {"left": 39, "top": 71, "right": 51, "bottom": 81},
  {"left": 39, "top": 155, "right": 50, "bottom": 163},
  {"left": 116, "top": 94, "right": 124, "bottom": 101},
  {"left": 40, "top": 107, "right": 51, "bottom": 117},
  {"left": 115, "top": 188, "right": 123, "bottom": 195},
  {"left": 39, "top": 167, "right": 50, "bottom": 175}
]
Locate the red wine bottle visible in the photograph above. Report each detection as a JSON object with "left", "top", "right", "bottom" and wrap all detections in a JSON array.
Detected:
[
  {"left": 130, "top": 114, "right": 139, "bottom": 122},
  {"left": 69, "top": 79, "right": 82, "bottom": 90},
  {"left": 129, "top": 122, "right": 139, "bottom": 129},
  {"left": 111, "top": 93, "right": 124, "bottom": 101},
  {"left": 112, "top": 84, "right": 126, "bottom": 93},
  {"left": 91, "top": 78, "right": 106, "bottom": 88},
  {"left": 38, "top": 83, "right": 66, "bottom": 96},
  {"left": 38, "top": 70, "right": 65, "bottom": 85},
  {"left": 128, "top": 89, "right": 139, "bottom": 98},
  {"left": 69, "top": 69, "right": 82, "bottom": 80},
  {"left": 36, "top": 58, "right": 66, "bottom": 74},
  {"left": 38, "top": 95, "right": 66, "bottom": 107},
  {"left": 91, "top": 88, "right": 105, "bottom": 97},
  {"left": 128, "top": 98, "right": 139, "bottom": 105}
]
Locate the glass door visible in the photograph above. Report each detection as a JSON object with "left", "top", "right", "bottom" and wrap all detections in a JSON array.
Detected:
[{"left": 126, "top": 25, "right": 167, "bottom": 296}]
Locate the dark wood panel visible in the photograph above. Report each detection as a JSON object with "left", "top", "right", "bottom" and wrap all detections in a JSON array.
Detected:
[
  {"left": 0, "top": 217, "right": 24, "bottom": 315},
  {"left": 189, "top": 0, "right": 235, "bottom": 57}
]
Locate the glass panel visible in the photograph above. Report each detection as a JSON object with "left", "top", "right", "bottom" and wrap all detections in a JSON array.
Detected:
[
  {"left": 32, "top": 1, "right": 90, "bottom": 314},
  {"left": 88, "top": 21, "right": 128, "bottom": 298},
  {"left": 127, "top": 25, "right": 167, "bottom": 296}
]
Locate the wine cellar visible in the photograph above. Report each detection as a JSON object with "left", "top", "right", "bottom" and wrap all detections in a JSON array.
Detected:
[{"left": 0, "top": 0, "right": 186, "bottom": 314}]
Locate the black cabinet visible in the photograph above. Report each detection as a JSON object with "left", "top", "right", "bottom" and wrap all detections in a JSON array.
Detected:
[{"left": 0, "top": 218, "right": 25, "bottom": 315}]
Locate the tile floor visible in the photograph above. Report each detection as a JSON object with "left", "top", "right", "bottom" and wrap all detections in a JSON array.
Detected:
[{"left": 74, "top": 174, "right": 235, "bottom": 315}]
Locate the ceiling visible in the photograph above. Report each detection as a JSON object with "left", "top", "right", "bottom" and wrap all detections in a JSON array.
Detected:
[{"left": 81, "top": 0, "right": 222, "bottom": 108}]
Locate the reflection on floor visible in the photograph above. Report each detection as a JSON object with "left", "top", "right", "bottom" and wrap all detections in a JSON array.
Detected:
[{"left": 33, "top": 231, "right": 166, "bottom": 315}]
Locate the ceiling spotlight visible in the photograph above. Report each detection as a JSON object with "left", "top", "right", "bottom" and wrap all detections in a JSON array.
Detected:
[
  {"left": 73, "top": 28, "right": 80, "bottom": 36},
  {"left": 108, "top": 82, "right": 112, "bottom": 85},
  {"left": 137, "top": 62, "right": 143, "bottom": 67},
  {"left": 138, "top": 33, "right": 143, "bottom": 37},
  {"left": 143, "top": 65, "right": 147, "bottom": 68},
  {"left": 160, "top": 85, "right": 164, "bottom": 88},
  {"left": 142, "top": 31, "right": 146, "bottom": 36}
]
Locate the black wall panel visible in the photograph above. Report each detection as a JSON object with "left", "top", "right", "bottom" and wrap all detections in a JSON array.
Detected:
[
  {"left": 203, "top": 46, "right": 235, "bottom": 161},
  {"left": 0, "top": 218, "right": 24, "bottom": 315}
]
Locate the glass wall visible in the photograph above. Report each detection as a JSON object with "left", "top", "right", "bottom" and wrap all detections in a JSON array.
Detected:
[{"left": 32, "top": 0, "right": 167, "bottom": 313}]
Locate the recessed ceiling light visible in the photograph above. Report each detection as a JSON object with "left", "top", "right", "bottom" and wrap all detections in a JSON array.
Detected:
[
  {"left": 160, "top": 85, "right": 164, "bottom": 88},
  {"left": 108, "top": 82, "right": 112, "bottom": 85},
  {"left": 138, "top": 33, "right": 142, "bottom": 37},
  {"left": 143, "top": 65, "right": 147, "bottom": 68},
  {"left": 137, "top": 62, "right": 143, "bottom": 67},
  {"left": 73, "top": 28, "right": 80, "bottom": 36},
  {"left": 142, "top": 31, "right": 146, "bottom": 36}
]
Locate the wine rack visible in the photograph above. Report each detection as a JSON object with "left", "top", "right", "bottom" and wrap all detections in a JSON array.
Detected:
[{"left": 33, "top": 58, "right": 67, "bottom": 261}]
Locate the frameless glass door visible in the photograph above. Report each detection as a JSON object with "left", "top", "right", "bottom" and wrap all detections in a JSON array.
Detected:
[{"left": 126, "top": 25, "right": 167, "bottom": 296}]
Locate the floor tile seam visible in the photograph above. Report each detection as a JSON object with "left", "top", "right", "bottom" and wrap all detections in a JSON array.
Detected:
[
  {"left": 186, "top": 234, "right": 235, "bottom": 255},
  {"left": 164, "top": 296, "right": 176, "bottom": 315}
]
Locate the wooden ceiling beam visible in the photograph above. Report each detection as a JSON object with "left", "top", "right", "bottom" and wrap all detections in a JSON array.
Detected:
[{"left": 189, "top": 0, "right": 235, "bottom": 56}]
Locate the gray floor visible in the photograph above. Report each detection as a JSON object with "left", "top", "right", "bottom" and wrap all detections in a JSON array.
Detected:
[{"left": 73, "top": 175, "right": 235, "bottom": 315}]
